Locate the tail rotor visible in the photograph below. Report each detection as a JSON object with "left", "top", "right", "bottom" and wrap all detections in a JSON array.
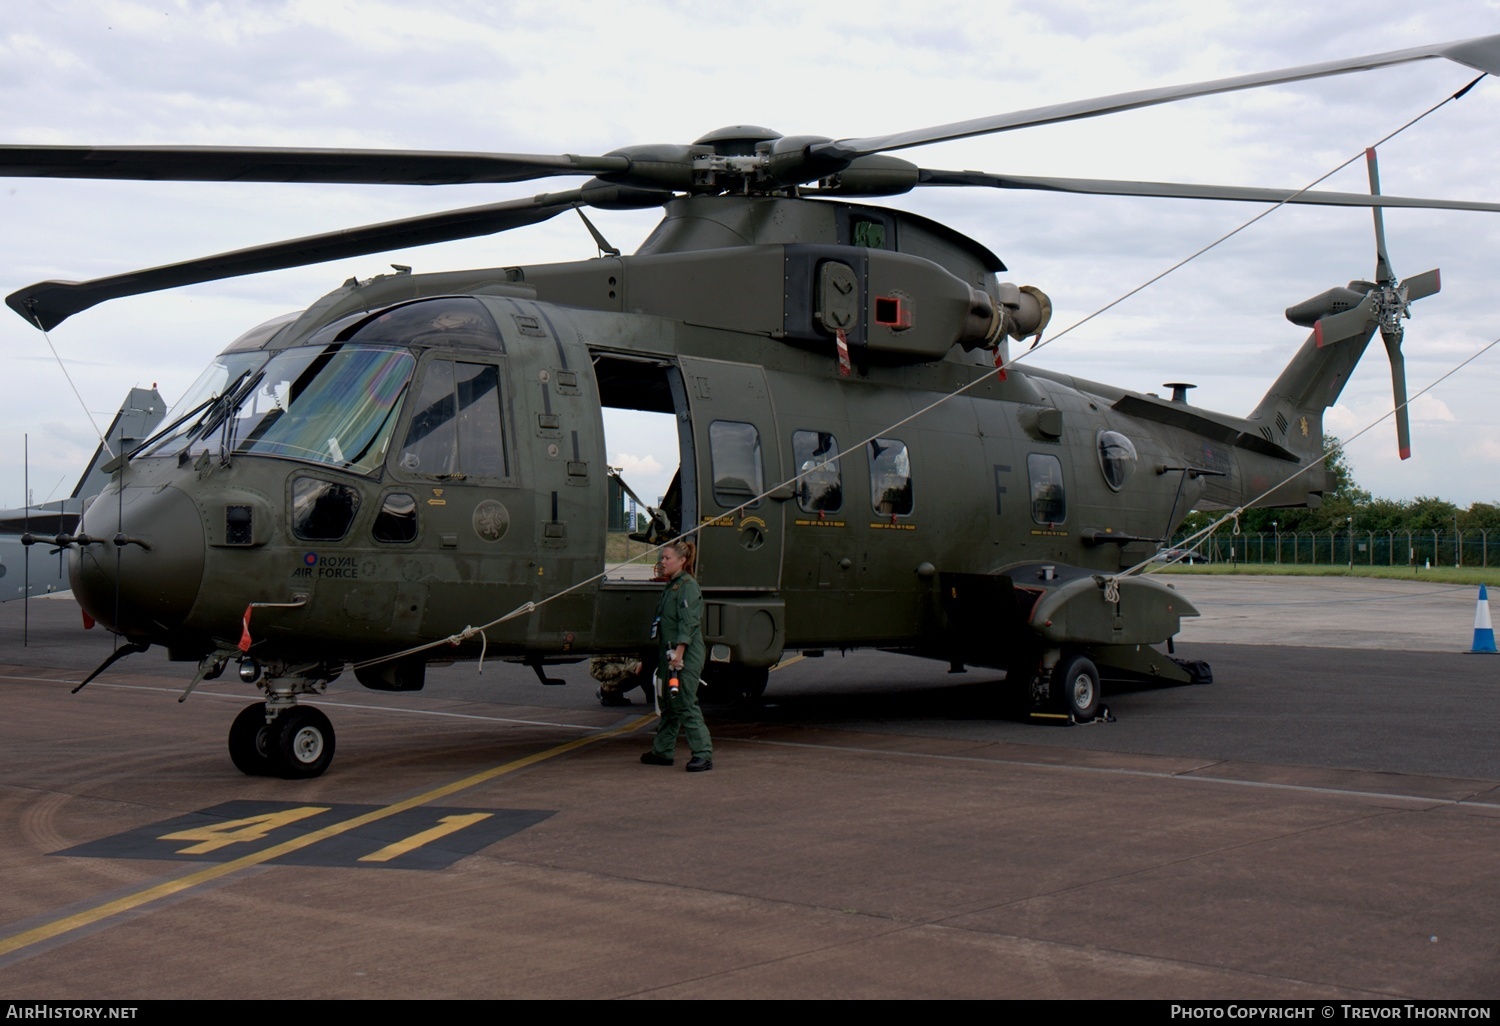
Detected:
[
  {"left": 1295, "top": 147, "right": 1439, "bottom": 460},
  {"left": 1365, "top": 146, "right": 1439, "bottom": 461}
]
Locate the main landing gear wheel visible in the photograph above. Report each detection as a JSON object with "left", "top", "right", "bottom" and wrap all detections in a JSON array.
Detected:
[
  {"left": 701, "top": 665, "right": 769, "bottom": 705},
  {"left": 1054, "top": 654, "right": 1101, "bottom": 722},
  {"left": 273, "top": 706, "right": 336, "bottom": 779},
  {"left": 228, "top": 702, "right": 276, "bottom": 776}
]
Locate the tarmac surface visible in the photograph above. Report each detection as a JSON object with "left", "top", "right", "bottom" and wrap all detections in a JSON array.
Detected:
[{"left": 1, "top": 574, "right": 1497, "bottom": 999}]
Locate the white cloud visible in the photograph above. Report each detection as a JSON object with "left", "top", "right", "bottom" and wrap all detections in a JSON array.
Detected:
[
  {"left": 613, "top": 452, "right": 663, "bottom": 479},
  {"left": 1466, "top": 437, "right": 1500, "bottom": 464},
  {"left": 1411, "top": 394, "right": 1456, "bottom": 424}
]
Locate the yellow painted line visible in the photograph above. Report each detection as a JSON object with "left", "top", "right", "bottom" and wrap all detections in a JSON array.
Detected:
[
  {"left": 358, "top": 813, "right": 494, "bottom": 863},
  {"left": 772, "top": 654, "right": 805, "bottom": 671},
  {"left": 0, "top": 713, "right": 652, "bottom": 959}
]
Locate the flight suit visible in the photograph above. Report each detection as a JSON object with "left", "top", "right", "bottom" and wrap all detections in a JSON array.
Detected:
[{"left": 650, "top": 572, "right": 712, "bottom": 760}]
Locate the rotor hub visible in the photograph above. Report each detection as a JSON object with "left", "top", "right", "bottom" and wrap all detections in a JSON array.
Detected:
[{"left": 692, "top": 125, "right": 783, "bottom": 153}]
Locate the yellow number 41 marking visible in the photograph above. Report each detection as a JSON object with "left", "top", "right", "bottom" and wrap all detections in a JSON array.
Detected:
[{"left": 160, "top": 806, "right": 331, "bottom": 854}]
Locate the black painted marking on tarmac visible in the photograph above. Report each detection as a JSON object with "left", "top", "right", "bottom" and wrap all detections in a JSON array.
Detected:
[{"left": 53, "top": 800, "right": 555, "bottom": 870}]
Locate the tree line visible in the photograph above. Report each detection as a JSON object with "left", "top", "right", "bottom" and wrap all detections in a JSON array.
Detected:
[{"left": 1176, "top": 438, "right": 1500, "bottom": 538}]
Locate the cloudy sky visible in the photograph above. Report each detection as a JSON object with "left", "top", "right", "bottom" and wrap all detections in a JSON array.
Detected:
[{"left": 2, "top": 0, "right": 1498, "bottom": 512}]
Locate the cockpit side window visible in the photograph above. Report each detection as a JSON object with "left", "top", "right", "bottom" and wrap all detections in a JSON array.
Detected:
[
  {"left": 373, "top": 492, "right": 419, "bottom": 543},
  {"left": 397, "top": 360, "right": 507, "bottom": 480},
  {"left": 290, "top": 476, "right": 361, "bottom": 542}
]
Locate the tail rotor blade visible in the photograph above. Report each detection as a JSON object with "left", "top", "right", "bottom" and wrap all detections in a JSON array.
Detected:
[
  {"left": 1402, "top": 268, "right": 1441, "bottom": 302},
  {"left": 1383, "top": 329, "right": 1413, "bottom": 460},
  {"left": 1366, "top": 145, "right": 1417, "bottom": 460}
]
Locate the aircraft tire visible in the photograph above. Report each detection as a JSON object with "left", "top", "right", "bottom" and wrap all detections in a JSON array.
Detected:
[
  {"left": 701, "top": 665, "right": 768, "bottom": 705},
  {"left": 1054, "top": 654, "right": 1100, "bottom": 722},
  {"left": 228, "top": 702, "right": 276, "bottom": 776},
  {"left": 737, "top": 667, "right": 769, "bottom": 703},
  {"left": 273, "top": 706, "right": 336, "bottom": 779}
]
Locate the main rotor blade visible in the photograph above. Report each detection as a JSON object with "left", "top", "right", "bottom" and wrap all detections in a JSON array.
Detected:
[
  {"left": 1366, "top": 148, "right": 1395, "bottom": 284},
  {"left": 816, "top": 34, "right": 1500, "bottom": 162},
  {"left": 0, "top": 145, "right": 629, "bottom": 186},
  {"left": 7, "top": 190, "right": 587, "bottom": 331},
  {"left": 915, "top": 169, "right": 1500, "bottom": 212}
]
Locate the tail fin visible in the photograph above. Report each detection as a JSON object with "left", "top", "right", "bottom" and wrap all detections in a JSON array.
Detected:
[
  {"left": 68, "top": 386, "right": 167, "bottom": 503},
  {"left": 1248, "top": 285, "right": 1377, "bottom": 464}
]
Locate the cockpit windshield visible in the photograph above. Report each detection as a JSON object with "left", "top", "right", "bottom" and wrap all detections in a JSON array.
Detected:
[
  {"left": 147, "top": 344, "right": 415, "bottom": 475},
  {"left": 142, "top": 350, "right": 270, "bottom": 459},
  {"left": 235, "top": 345, "right": 413, "bottom": 471}
]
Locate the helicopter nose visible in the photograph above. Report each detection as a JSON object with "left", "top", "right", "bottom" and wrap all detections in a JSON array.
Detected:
[{"left": 71, "top": 484, "right": 206, "bottom": 639}]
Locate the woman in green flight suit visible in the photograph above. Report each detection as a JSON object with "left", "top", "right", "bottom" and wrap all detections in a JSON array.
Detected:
[{"left": 640, "top": 539, "right": 713, "bottom": 772}]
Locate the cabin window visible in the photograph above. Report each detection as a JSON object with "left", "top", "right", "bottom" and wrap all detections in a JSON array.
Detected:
[
  {"left": 709, "top": 420, "right": 764, "bottom": 508},
  {"left": 1097, "top": 430, "right": 1138, "bottom": 491},
  {"left": 1028, "top": 453, "right": 1067, "bottom": 525},
  {"left": 290, "top": 476, "right": 361, "bottom": 542},
  {"left": 373, "top": 492, "right": 418, "bottom": 543},
  {"left": 792, "top": 430, "right": 843, "bottom": 513},
  {"left": 868, "top": 438, "right": 913, "bottom": 516},
  {"left": 398, "top": 360, "right": 507, "bottom": 479}
]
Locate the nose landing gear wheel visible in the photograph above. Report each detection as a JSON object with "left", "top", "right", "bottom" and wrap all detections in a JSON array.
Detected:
[
  {"left": 228, "top": 702, "right": 276, "bottom": 776},
  {"left": 273, "top": 706, "right": 336, "bottom": 779}
]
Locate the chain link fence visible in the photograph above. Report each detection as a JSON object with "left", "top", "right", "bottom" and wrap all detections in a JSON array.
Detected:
[{"left": 1170, "top": 529, "right": 1496, "bottom": 568}]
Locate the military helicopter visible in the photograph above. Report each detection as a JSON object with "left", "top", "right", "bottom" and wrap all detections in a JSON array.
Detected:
[{"left": 4, "top": 34, "right": 1498, "bottom": 778}]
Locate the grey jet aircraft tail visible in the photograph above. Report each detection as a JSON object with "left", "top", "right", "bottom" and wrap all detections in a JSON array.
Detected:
[{"left": 0, "top": 386, "right": 166, "bottom": 601}]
